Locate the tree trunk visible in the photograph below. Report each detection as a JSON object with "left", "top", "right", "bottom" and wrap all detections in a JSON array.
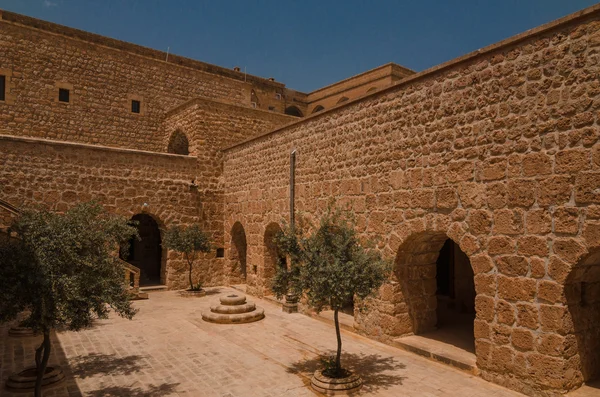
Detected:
[
  {"left": 334, "top": 308, "right": 342, "bottom": 376},
  {"left": 186, "top": 254, "right": 193, "bottom": 290},
  {"left": 34, "top": 330, "right": 51, "bottom": 397}
]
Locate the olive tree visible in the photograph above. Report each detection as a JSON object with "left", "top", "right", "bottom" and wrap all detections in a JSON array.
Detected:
[
  {"left": 164, "top": 224, "right": 211, "bottom": 291},
  {"left": 272, "top": 206, "right": 391, "bottom": 377},
  {"left": 0, "top": 202, "right": 138, "bottom": 397}
]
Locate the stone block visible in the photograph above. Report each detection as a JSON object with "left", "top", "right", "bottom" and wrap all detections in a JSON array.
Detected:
[
  {"left": 496, "top": 255, "right": 529, "bottom": 276},
  {"left": 512, "top": 328, "right": 534, "bottom": 351},
  {"left": 522, "top": 152, "right": 552, "bottom": 176},
  {"left": 498, "top": 275, "right": 536, "bottom": 302},
  {"left": 493, "top": 209, "right": 524, "bottom": 235},
  {"left": 517, "top": 235, "right": 549, "bottom": 257},
  {"left": 553, "top": 207, "right": 580, "bottom": 234},
  {"left": 526, "top": 209, "right": 552, "bottom": 234}
]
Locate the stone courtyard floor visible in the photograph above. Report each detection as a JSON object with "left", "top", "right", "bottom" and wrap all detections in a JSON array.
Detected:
[{"left": 1, "top": 287, "right": 530, "bottom": 396}]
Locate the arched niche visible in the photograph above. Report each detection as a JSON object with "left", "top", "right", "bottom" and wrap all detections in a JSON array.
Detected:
[
  {"left": 284, "top": 106, "right": 303, "bottom": 117},
  {"left": 167, "top": 130, "right": 190, "bottom": 155},
  {"left": 263, "top": 222, "right": 286, "bottom": 293},
  {"left": 230, "top": 222, "right": 248, "bottom": 282},
  {"left": 311, "top": 105, "right": 325, "bottom": 114}
]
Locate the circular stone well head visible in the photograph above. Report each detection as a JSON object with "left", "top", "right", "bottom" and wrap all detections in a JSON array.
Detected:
[{"left": 220, "top": 294, "right": 247, "bottom": 306}]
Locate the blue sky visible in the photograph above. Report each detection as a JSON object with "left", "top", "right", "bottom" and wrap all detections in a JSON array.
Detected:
[{"left": 1, "top": 0, "right": 598, "bottom": 92}]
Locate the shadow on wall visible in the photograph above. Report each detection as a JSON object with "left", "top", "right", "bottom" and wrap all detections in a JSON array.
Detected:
[{"left": 287, "top": 352, "right": 407, "bottom": 393}]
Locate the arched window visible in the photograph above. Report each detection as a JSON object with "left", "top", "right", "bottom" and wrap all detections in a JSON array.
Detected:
[
  {"left": 167, "top": 130, "right": 189, "bottom": 155},
  {"left": 337, "top": 96, "right": 349, "bottom": 104},
  {"left": 311, "top": 105, "right": 325, "bottom": 114},
  {"left": 366, "top": 87, "right": 378, "bottom": 94},
  {"left": 284, "top": 106, "right": 303, "bottom": 117}
]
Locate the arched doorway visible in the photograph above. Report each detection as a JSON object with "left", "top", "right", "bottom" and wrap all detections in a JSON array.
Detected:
[
  {"left": 167, "top": 130, "right": 190, "bottom": 155},
  {"left": 284, "top": 106, "right": 303, "bottom": 117},
  {"left": 263, "top": 222, "right": 286, "bottom": 293},
  {"left": 230, "top": 222, "right": 247, "bottom": 283},
  {"left": 566, "top": 248, "right": 600, "bottom": 387},
  {"left": 122, "top": 214, "right": 163, "bottom": 286},
  {"left": 395, "top": 232, "right": 476, "bottom": 352}
]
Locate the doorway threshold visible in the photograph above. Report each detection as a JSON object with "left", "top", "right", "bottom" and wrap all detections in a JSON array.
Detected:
[
  {"left": 139, "top": 284, "right": 168, "bottom": 293},
  {"left": 393, "top": 332, "right": 477, "bottom": 374}
]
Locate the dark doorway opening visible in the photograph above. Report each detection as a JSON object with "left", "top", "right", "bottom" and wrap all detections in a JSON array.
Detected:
[
  {"left": 264, "top": 222, "right": 286, "bottom": 294},
  {"left": 566, "top": 249, "right": 600, "bottom": 387},
  {"left": 122, "top": 214, "right": 162, "bottom": 286},
  {"left": 231, "top": 222, "right": 247, "bottom": 282},
  {"left": 395, "top": 232, "right": 477, "bottom": 366},
  {"left": 434, "top": 239, "right": 476, "bottom": 352},
  {"left": 284, "top": 106, "right": 303, "bottom": 117}
]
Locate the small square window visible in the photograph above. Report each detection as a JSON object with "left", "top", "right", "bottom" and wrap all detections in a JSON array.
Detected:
[
  {"left": 216, "top": 248, "right": 225, "bottom": 258},
  {"left": 131, "top": 100, "right": 141, "bottom": 114},
  {"left": 0, "top": 75, "right": 5, "bottom": 102},
  {"left": 58, "top": 88, "right": 70, "bottom": 103}
]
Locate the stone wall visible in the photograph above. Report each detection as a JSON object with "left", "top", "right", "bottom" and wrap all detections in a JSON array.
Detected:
[
  {"left": 163, "top": 98, "right": 295, "bottom": 261},
  {"left": 222, "top": 8, "right": 600, "bottom": 396},
  {"left": 0, "top": 10, "right": 294, "bottom": 152},
  {"left": 306, "top": 63, "right": 414, "bottom": 114},
  {"left": 0, "top": 134, "right": 223, "bottom": 289}
]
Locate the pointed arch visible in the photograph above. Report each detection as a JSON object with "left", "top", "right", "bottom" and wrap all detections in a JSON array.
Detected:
[
  {"left": 393, "top": 231, "right": 475, "bottom": 350},
  {"left": 311, "top": 105, "right": 325, "bottom": 114},
  {"left": 230, "top": 221, "right": 248, "bottom": 282},
  {"left": 263, "top": 222, "right": 286, "bottom": 293},
  {"left": 167, "top": 130, "right": 190, "bottom": 155},
  {"left": 122, "top": 213, "right": 165, "bottom": 286},
  {"left": 284, "top": 106, "right": 303, "bottom": 117},
  {"left": 337, "top": 96, "right": 349, "bottom": 104},
  {"left": 565, "top": 248, "right": 600, "bottom": 384}
]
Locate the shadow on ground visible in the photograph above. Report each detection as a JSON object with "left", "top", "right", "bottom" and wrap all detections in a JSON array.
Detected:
[
  {"left": 85, "top": 382, "right": 180, "bottom": 397},
  {"left": 70, "top": 353, "right": 146, "bottom": 378},
  {"left": 287, "top": 352, "right": 407, "bottom": 394},
  {"left": 204, "top": 287, "right": 224, "bottom": 296}
]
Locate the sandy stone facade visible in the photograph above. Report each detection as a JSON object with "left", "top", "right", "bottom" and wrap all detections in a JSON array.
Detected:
[
  {"left": 222, "top": 7, "right": 600, "bottom": 396},
  {"left": 1, "top": 4, "right": 600, "bottom": 396}
]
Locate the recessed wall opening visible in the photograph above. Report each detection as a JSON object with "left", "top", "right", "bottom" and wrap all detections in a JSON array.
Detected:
[
  {"left": 284, "top": 106, "right": 303, "bottom": 117},
  {"left": 131, "top": 100, "right": 141, "bottom": 113},
  {"left": 566, "top": 249, "right": 600, "bottom": 386},
  {"left": 434, "top": 239, "right": 476, "bottom": 351},
  {"left": 167, "top": 130, "right": 190, "bottom": 155},
  {"left": 230, "top": 222, "right": 247, "bottom": 284},
  {"left": 263, "top": 222, "right": 286, "bottom": 295},
  {"left": 58, "top": 88, "right": 70, "bottom": 103},
  {"left": 0, "top": 75, "right": 5, "bottom": 101},
  {"left": 395, "top": 232, "right": 476, "bottom": 362},
  {"left": 311, "top": 105, "right": 324, "bottom": 114},
  {"left": 337, "top": 96, "right": 349, "bottom": 104},
  {"left": 121, "top": 214, "right": 163, "bottom": 286}
]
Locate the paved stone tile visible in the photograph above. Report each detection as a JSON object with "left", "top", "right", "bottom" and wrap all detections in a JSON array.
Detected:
[{"left": 1, "top": 287, "right": 524, "bottom": 396}]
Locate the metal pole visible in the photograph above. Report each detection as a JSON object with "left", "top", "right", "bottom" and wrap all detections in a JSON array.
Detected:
[{"left": 290, "top": 149, "right": 296, "bottom": 228}]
